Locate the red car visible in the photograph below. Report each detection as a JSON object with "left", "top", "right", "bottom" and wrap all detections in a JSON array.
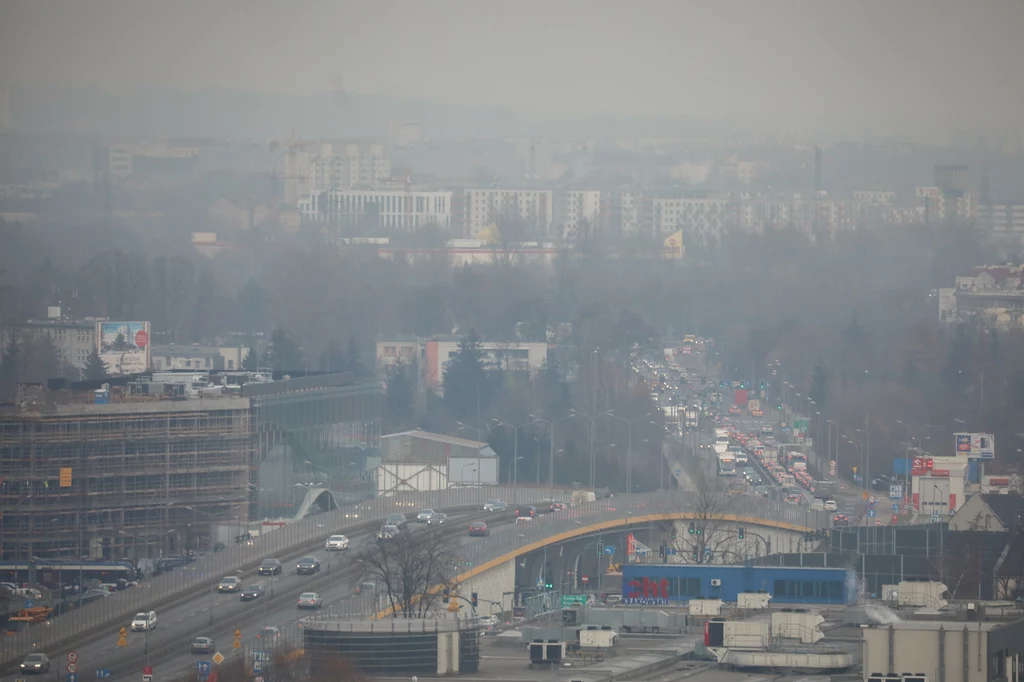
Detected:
[{"left": 469, "top": 521, "right": 490, "bottom": 537}]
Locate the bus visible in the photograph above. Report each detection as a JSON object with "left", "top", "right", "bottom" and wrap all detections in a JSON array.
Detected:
[{"left": 717, "top": 454, "right": 737, "bottom": 476}]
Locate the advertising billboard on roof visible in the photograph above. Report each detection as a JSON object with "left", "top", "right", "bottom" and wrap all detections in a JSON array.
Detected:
[
  {"left": 953, "top": 432, "right": 995, "bottom": 460},
  {"left": 96, "top": 321, "right": 151, "bottom": 376}
]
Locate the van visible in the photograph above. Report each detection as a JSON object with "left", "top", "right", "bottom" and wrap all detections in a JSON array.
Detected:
[
  {"left": 810, "top": 498, "right": 824, "bottom": 511},
  {"left": 131, "top": 610, "right": 157, "bottom": 631}
]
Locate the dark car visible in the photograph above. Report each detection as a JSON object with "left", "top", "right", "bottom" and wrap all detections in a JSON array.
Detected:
[
  {"left": 377, "top": 524, "right": 400, "bottom": 541},
  {"left": 191, "top": 636, "right": 215, "bottom": 654},
  {"left": 296, "top": 556, "right": 320, "bottom": 575},
  {"left": 240, "top": 584, "right": 265, "bottom": 601},
  {"left": 385, "top": 512, "right": 408, "bottom": 529},
  {"left": 549, "top": 502, "right": 568, "bottom": 512},
  {"left": 258, "top": 558, "right": 282, "bottom": 576},
  {"left": 515, "top": 505, "right": 537, "bottom": 518},
  {"left": 20, "top": 654, "right": 50, "bottom": 674},
  {"left": 217, "top": 576, "right": 242, "bottom": 592},
  {"left": 468, "top": 521, "right": 489, "bottom": 537}
]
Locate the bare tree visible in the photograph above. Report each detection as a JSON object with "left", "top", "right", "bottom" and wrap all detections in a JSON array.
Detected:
[
  {"left": 672, "top": 469, "right": 743, "bottom": 564},
  {"left": 357, "top": 526, "right": 458, "bottom": 618}
]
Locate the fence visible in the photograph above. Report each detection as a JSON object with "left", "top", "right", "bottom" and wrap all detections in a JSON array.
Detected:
[{"left": 0, "top": 484, "right": 565, "bottom": 666}]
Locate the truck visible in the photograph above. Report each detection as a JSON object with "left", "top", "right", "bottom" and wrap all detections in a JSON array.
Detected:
[
  {"left": 813, "top": 479, "right": 838, "bottom": 500},
  {"left": 748, "top": 399, "right": 762, "bottom": 417},
  {"left": 684, "top": 407, "right": 699, "bottom": 430},
  {"left": 734, "top": 388, "right": 749, "bottom": 407},
  {"left": 714, "top": 428, "right": 730, "bottom": 455}
]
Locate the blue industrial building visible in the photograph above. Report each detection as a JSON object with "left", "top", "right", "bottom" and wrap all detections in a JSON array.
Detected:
[{"left": 621, "top": 564, "right": 856, "bottom": 605}]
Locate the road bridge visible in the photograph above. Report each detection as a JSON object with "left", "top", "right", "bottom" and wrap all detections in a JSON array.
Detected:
[{"left": 377, "top": 492, "right": 829, "bottom": 617}]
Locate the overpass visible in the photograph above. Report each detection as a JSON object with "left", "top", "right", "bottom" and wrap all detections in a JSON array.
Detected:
[{"left": 377, "top": 492, "right": 831, "bottom": 617}]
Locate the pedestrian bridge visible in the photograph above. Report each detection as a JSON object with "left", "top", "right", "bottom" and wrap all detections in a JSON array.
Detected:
[{"left": 376, "top": 492, "right": 829, "bottom": 617}]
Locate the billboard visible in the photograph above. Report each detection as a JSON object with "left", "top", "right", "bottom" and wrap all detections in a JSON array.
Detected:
[
  {"left": 954, "top": 432, "right": 995, "bottom": 460},
  {"left": 96, "top": 321, "right": 151, "bottom": 376}
]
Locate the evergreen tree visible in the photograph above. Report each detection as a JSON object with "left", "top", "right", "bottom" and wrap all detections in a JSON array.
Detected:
[
  {"left": 0, "top": 333, "right": 22, "bottom": 398},
  {"left": 266, "top": 325, "right": 304, "bottom": 371},
  {"left": 241, "top": 345, "right": 260, "bottom": 371},
  {"left": 83, "top": 348, "right": 110, "bottom": 381},
  {"left": 809, "top": 360, "right": 828, "bottom": 408},
  {"left": 344, "top": 335, "right": 365, "bottom": 378},
  {"left": 318, "top": 339, "right": 346, "bottom": 373},
  {"left": 384, "top": 360, "right": 417, "bottom": 432},
  {"left": 442, "top": 330, "right": 491, "bottom": 419},
  {"left": 25, "top": 334, "right": 62, "bottom": 384}
]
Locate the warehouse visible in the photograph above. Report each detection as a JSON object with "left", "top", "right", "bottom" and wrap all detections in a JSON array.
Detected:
[
  {"left": 376, "top": 430, "right": 498, "bottom": 494},
  {"left": 621, "top": 564, "right": 856, "bottom": 605}
]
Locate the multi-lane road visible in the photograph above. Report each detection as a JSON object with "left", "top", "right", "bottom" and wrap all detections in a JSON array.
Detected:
[{"left": 56, "top": 509, "right": 510, "bottom": 682}]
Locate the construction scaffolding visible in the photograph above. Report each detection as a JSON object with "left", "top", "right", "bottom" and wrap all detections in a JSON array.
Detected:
[{"left": 0, "top": 393, "right": 253, "bottom": 561}]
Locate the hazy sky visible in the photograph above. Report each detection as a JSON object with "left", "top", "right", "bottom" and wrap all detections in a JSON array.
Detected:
[{"left": 2, "top": 0, "right": 1023, "bottom": 138}]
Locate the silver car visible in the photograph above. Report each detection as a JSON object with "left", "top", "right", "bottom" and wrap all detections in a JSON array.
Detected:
[
  {"left": 416, "top": 509, "right": 436, "bottom": 523},
  {"left": 426, "top": 511, "right": 448, "bottom": 525},
  {"left": 297, "top": 592, "right": 323, "bottom": 609}
]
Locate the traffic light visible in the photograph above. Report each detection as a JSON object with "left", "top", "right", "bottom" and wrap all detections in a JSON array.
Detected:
[
  {"left": 696, "top": 525, "right": 703, "bottom": 536},
  {"left": 737, "top": 526, "right": 744, "bottom": 540},
  {"left": 688, "top": 521, "right": 696, "bottom": 535},
  {"left": 471, "top": 592, "right": 478, "bottom": 607},
  {"left": 777, "top": 404, "right": 783, "bottom": 410},
  {"left": 659, "top": 544, "right": 666, "bottom": 559},
  {"left": 671, "top": 526, "right": 678, "bottom": 540},
  {"left": 442, "top": 588, "right": 450, "bottom": 603},
  {"left": 545, "top": 582, "right": 554, "bottom": 590},
  {"left": 692, "top": 551, "right": 699, "bottom": 562}
]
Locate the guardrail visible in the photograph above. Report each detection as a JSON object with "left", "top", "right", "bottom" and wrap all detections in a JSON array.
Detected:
[{"left": 0, "top": 485, "right": 565, "bottom": 666}]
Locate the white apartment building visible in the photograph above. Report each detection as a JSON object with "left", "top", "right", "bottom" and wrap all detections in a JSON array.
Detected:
[
  {"left": 376, "top": 338, "right": 548, "bottom": 389},
  {"left": 150, "top": 344, "right": 248, "bottom": 371},
  {"left": 853, "top": 190, "right": 897, "bottom": 206},
  {"left": 299, "top": 190, "right": 452, "bottom": 231},
  {"left": 978, "top": 203, "right": 1024, "bottom": 236},
  {"left": 0, "top": 309, "right": 96, "bottom": 375},
  {"left": 650, "top": 197, "right": 731, "bottom": 242},
  {"left": 462, "top": 189, "right": 554, "bottom": 237},
  {"left": 606, "top": 190, "right": 642, "bottom": 237},
  {"left": 555, "top": 190, "right": 602, "bottom": 239},
  {"left": 285, "top": 141, "right": 391, "bottom": 203}
]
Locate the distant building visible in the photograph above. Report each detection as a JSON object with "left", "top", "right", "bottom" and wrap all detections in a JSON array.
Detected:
[
  {"left": 104, "top": 141, "right": 200, "bottom": 177},
  {"left": 555, "top": 190, "right": 602, "bottom": 240},
  {"left": 460, "top": 189, "right": 554, "bottom": 237},
  {"left": 375, "top": 337, "right": 548, "bottom": 389},
  {"left": 150, "top": 344, "right": 247, "bottom": 371},
  {"left": 978, "top": 202, "right": 1024, "bottom": 236},
  {"left": 0, "top": 308, "right": 96, "bottom": 375},
  {"left": 377, "top": 430, "right": 498, "bottom": 493},
  {"left": 286, "top": 140, "right": 391, "bottom": 203},
  {"left": 940, "top": 264, "right": 1024, "bottom": 328},
  {"left": 299, "top": 189, "right": 452, "bottom": 231}
]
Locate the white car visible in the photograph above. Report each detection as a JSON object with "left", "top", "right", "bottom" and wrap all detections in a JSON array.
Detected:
[
  {"left": 325, "top": 534, "right": 350, "bottom": 551},
  {"left": 823, "top": 499, "right": 838, "bottom": 512},
  {"left": 297, "top": 592, "right": 323, "bottom": 609}
]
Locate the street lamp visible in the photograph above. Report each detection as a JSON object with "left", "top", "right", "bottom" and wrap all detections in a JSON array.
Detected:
[
  {"left": 605, "top": 411, "right": 651, "bottom": 494},
  {"left": 491, "top": 419, "right": 533, "bottom": 501},
  {"left": 569, "top": 409, "right": 597, "bottom": 488},
  {"left": 530, "top": 414, "right": 574, "bottom": 488},
  {"left": 455, "top": 421, "right": 482, "bottom": 441}
]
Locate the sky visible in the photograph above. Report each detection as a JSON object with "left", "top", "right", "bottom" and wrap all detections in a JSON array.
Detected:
[{"left": 1, "top": 0, "right": 1023, "bottom": 138}]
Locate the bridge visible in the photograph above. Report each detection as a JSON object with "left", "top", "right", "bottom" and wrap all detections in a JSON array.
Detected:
[{"left": 376, "top": 492, "right": 831, "bottom": 617}]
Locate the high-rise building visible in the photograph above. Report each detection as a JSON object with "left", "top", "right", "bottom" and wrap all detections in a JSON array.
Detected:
[
  {"left": 299, "top": 189, "right": 452, "bottom": 231},
  {"left": 286, "top": 141, "right": 391, "bottom": 204},
  {"left": 459, "top": 189, "right": 554, "bottom": 237}
]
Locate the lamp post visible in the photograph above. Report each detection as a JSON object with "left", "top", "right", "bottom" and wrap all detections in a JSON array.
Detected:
[
  {"left": 529, "top": 414, "right": 574, "bottom": 488},
  {"left": 492, "top": 419, "right": 533, "bottom": 502},
  {"left": 605, "top": 411, "right": 651, "bottom": 494},
  {"left": 455, "top": 421, "right": 482, "bottom": 441},
  {"left": 569, "top": 409, "right": 597, "bottom": 489}
]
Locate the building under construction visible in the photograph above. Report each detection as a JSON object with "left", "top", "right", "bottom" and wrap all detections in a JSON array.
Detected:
[
  {"left": 0, "top": 370, "right": 383, "bottom": 560},
  {"left": 0, "top": 383, "right": 253, "bottom": 561}
]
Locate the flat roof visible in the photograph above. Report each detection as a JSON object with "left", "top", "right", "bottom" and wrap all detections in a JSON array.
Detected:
[
  {"left": 869, "top": 620, "right": 1002, "bottom": 632},
  {"left": 0, "top": 395, "right": 251, "bottom": 417},
  {"left": 382, "top": 429, "right": 490, "bottom": 450}
]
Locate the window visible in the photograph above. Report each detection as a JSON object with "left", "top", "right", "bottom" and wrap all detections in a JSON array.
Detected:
[{"left": 681, "top": 578, "right": 701, "bottom": 597}]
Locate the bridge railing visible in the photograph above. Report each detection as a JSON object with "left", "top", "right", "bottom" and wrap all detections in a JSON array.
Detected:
[{"left": 0, "top": 485, "right": 568, "bottom": 665}]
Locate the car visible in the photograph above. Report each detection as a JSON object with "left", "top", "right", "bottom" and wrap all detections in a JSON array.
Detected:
[
  {"left": 191, "top": 636, "right": 215, "bottom": 654},
  {"left": 297, "top": 592, "right": 323, "bottom": 609},
  {"left": 131, "top": 610, "right": 157, "bottom": 631},
  {"left": 325, "top": 534, "right": 350, "bottom": 551},
  {"left": 257, "top": 626, "right": 281, "bottom": 642},
  {"left": 296, "top": 556, "right": 321, "bottom": 575},
  {"left": 240, "top": 584, "right": 265, "bottom": 601},
  {"left": 784, "top": 494, "right": 802, "bottom": 505},
  {"left": 515, "top": 505, "right": 537, "bottom": 518},
  {"left": 832, "top": 513, "right": 850, "bottom": 528},
  {"left": 752, "top": 485, "right": 770, "bottom": 499},
  {"left": 549, "top": 501, "right": 568, "bottom": 512},
  {"left": 426, "top": 511, "right": 448, "bottom": 525},
  {"left": 385, "top": 512, "right": 408, "bottom": 529},
  {"left": 258, "top": 558, "right": 282, "bottom": 576},
  {"left": 823, "top": 499, "right": 838, "bottom": 512},
  {"left": 729, "top": 405, "right": 742, "bottom": 415},
  {"left": 416, "top": 509, "right": 437, "bottom": 523},
  {"left": 20, "top": 654, "right": 50, "bottom": 674},
  {"left": 469, "top": 521, "right": 490, "bottom": 537},
  {"left": 217, "top": 576, "right": 242, "bottom": 593},
  {"left": 483, "top": 499, "right": 507, "bottom": 512},
  {"left": 377, "top": 524, "right": 400, "bottom": 541}
]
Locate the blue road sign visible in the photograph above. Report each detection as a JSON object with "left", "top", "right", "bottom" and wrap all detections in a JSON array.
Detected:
[
  {"left": 95, "top": 671, "right": 111, "bottom": 679},
  {"left": 604, "top": 546, "right": 615, "bottom": 556},
  {"left": 867, "top": 509, "right": 876, "bottom": 518},
  {"left": 251, "top": 651, "right": 271, "bottom": 662},
  {"left": 252, "top": 662, "right": 263, "bottom": 674},
  {"left": 23, "top": 599, "right": 33, "bottom": 609},
  {"left": 673, "top": 467, "right": 683, "bottom": 477},
  {"left": 892, "top": 503, "right": 900, "bottom": 513},
  {"left": 68, "top": 674, "right": 78, "bottom": 682},
  {"left": 196, "top": 662, "right": 211, "bottom": 678}
]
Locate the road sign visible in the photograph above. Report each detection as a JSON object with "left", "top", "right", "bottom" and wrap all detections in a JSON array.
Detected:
[
  {"left": 96, "top": 671, "right": 111, "bottom": 679},
  {"left": 252, "top": 663, "right": 263, "bottom": 674},
  {"left": 875, "top": 520, "right": 882, "bottom": 526},
  {"left": 117, "top": 635, "right": 127, "bottom": 647},
  {"left": 604, "top": 546, "right": 615, "bottom": 555},
  {"left": 252, "top": 651, "right": 270, "bottom": 663},
  {"left": 196, "top": 661, "right": 211, "bottom": 679},
  {"left": 67, "top": 664, "right": 78, "bottom": 674},
  {"left": 211, "top": 653, "right": 225, "bottom": 665},
  {"left": 892, "top": 503, "right": 900, "bottom": 513},
  {"left": 891, "top": 514, "right": 899, "bottom": 524},
  {"left": 23, "top": 599, "right": 34, "bottom": 609},
  {"left": 673, "top": 466, "right": 682, "bottom": 477},
  {"left": 234, "top": 629, "right": 241, "bottom": 638},
  {"left": 581, "top": 575, "right": 589, "bottom": 583},
  {"left": 867, "top": 509, "right": 876, "bottom": 518},
  {"left": 561, "top": 594, "right": 587, "bottom": 608},
  {"left": 868, "top": 496, "right": 876, "bottom": 504},
  {"left": 889, "top": 484, "right": 903, "bottom": 500},
  {"left": 254, "top": 678, "right": 264, "bottom": 682},
  {"left": 142, "top": 676, "right": 153, "bottom": 682},
  {"left": 68, "top": 653, "right": 78, "bottom": 664},
  {"left": 536, "top": 577, "right": 544, "bottom": 588},
  {"left": 68, "top": 675, "right": 78, "bottom": 682}
]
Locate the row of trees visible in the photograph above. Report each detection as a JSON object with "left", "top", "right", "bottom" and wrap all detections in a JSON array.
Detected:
[{"left": 0, "top": 333, "right": 109, "bottom": 397}]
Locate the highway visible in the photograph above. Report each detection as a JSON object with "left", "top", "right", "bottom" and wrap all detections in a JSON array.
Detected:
[{"left": 58, "top": 510, "right": 492, "bottom": 681}]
